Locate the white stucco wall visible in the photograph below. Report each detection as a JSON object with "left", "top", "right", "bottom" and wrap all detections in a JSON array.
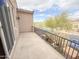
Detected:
[{"left": 17, "top": 10, "right": 33, "bottom": 33}]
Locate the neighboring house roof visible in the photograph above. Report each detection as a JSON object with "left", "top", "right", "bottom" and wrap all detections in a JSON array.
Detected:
[{"left": 17, "top": 8, "right": 34, "bottom": 14}]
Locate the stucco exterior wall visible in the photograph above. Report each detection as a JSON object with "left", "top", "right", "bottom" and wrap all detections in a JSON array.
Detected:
[{"left": 17, "top": 10, "right": 33, "bottom": 33}]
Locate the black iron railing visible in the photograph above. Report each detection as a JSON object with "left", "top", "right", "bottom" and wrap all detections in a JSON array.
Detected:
[{"left": 34, "top": 27, "right": 79, "bottom": 59}]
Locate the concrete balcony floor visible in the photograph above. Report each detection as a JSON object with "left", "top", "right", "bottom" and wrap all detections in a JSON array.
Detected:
[{"left": 11, "top": 32, "right": 65, "bottom": 59}]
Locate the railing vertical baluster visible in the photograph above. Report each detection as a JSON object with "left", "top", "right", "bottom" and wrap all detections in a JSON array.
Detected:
[
  {"left": 63, "top": 39, "right": 65, "bottom": 55},
  {"left": 56, "top": 35, "right": 58, "bottom": 45},
  {"left": 56, "top": 36, "right": 60, "bottom": 51},
  {"left": 57, "top": 36, "right": 60, "bottom": 46},
  {"left": 58, "top": 36, "right": 61, "bottom": 47},
  {"left": 76, "top": 51, "right": 79, "bottom": 59},
  {"left": 57, "top": 36, "right": 59, "bottom": 45},
  {"left": 59, "top": 38, "right": 62, "bottom": 52},
  {"left": 66, "top": 41, "right": 71, "bottom": 59},
  {"left": 64, "top": 40, "right": 68, "bottom": 56},
  {"left": 53, "top": 35, "right": 55, "bottom": 43},
  {"left": 55, "top": 35, "right": 57, "bottom": 46},
  {"left": 61, "top": 38, "right": 63, "bottom": 53},
  {"left": 58, "top": 37, "right": 61, "bottom": 47},
  {"left": 70, "top": 43, "right": 76, "bottom": 59},
  {"left": 53, "top": 35, "right": 55, "bottom": 45},
  {"left": 60, "top": 37, "right": 63, "bottom": 51},
  {"left": 62, "top": 39, "right": 65, "bottom": 55}
]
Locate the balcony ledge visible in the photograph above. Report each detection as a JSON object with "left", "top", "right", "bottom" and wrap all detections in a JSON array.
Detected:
[{"left": 11, "top": 32, "right": 65, "bottom": 59}]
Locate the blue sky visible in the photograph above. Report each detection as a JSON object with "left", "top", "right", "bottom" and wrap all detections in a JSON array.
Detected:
[
  {"left": 34, "top": 7, "right": 79, "bottom": 22},
  {"left": 33, "top": 5, "right": 63, "bottom": 22},
  {"left": 33, "top": 2, "right": 79, "bottom": 22},
  {"left": 17, "top": 0, "right": 79, "bottom": 22}
]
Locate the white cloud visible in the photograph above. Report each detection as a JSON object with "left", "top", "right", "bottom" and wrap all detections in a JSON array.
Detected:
[
  {"left": 46, "top": 14, "right": 52, "bottom": 17},
  {"left": 68, "top": 11, "right": 79, "bottom": 19},
  {"left": 36, "top": 0, "right": 53, "bottom": 11},
  {"left": 17, "top": 0, "right": 53, "bottom": 11},
  {"left": 55, "top": 0, "right": 79, "bottom": 10},
  {"left": 34, "top": 14, "right": 45, "bottom": 16},
  {"left": 17, "top": 0, "right": 79, "bottom": 11},
  {"left": 34, "top": 14, "right": 52, "bottom": 17}
]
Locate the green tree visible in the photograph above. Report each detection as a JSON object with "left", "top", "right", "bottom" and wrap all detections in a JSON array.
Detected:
[
  {"left": 44, "top": 12, "right": 72, "bottom": 30},
  {"left": 45, "top": 17, "right": 57, "bottom": 28}
]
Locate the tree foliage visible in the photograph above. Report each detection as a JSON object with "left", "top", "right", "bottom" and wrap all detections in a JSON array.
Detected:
[
  {"left": 45, "top": 17, "right": 57, "bottom": 28},
  {"left": 44, "top": 12, "right": 72, "bottom": 30}
]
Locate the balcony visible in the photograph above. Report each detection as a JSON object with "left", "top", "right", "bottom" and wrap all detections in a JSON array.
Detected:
[
  {"left": 10, "top": 27, "right": 79, "bottom": 59},
  {"left": 11, "top": 32, "right": 65, "bottom": 59}
]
